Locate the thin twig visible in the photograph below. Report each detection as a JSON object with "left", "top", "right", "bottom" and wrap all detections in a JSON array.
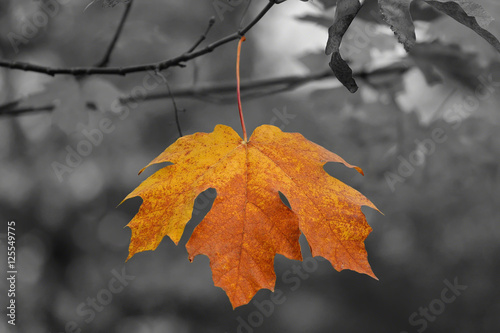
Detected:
[
  {"left": 157, "top": 71, "right": 184, "bottom": 137},
  {"left": 0, "top": 0, "right": 278, "bottom": 76},
  {"left": 95, "top": 0, "right": 134, "bottom": 68},
  {"left": 431, "top": 87, "right": 459, "bottom": 121},
  {"left": 169, "top": 80, "right": 183, "bottom": 137},
  {"left": 187, "top": 16, "right": 216, "bottom": 53}
]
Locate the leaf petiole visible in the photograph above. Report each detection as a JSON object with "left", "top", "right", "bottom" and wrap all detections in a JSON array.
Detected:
[{"left": 236, "top": 36, "right": 248, "bottom": 142}]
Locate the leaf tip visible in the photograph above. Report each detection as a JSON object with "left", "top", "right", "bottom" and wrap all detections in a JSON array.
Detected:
[
  {"left": 347, "top": 84, "right": 359, "bottom": 93},
  {"left": 358, "top": 262, "right": 378, "bottom": 281},
  {"left": 368, "top": 271, "right": 379, "bottom": 281},
  {"left": 329, "top": 52, "right": 359, "bottom": 93}
]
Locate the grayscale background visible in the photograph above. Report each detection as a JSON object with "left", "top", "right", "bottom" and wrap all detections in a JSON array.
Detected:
[{"left": 0, "top": 0, "right": 499, "bottom": 332}]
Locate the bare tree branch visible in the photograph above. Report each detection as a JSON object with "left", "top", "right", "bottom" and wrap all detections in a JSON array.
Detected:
[
  {"left": 95, "top": 0, "right": 134, "bottom": 68},
  {"left": 0, "top": 0, "right": 277, "bottom": 76},
  {"left": 132, "top": 70, "right": 335, "bottom": 103},
  {"left": 128, "top": 64, "right": 410, "bottom": 103}
]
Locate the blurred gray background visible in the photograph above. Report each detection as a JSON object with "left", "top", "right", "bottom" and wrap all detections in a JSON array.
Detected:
[{"left": 0, "top": 0, "right": 499, "bottom": 332}]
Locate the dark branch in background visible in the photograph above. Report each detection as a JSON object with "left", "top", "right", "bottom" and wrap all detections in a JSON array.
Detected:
[
  {"left": 0, "top": 103, "right": 54, "bottom": 116},
  {"left": 159, "top": 72, "right": 184, "bottom": 137},
  {"left": 136, "top": 70, "right": 335, "bottom": 103},
  {"left": 0, "top": 64, "right": 410, "bottom": 116},
  {"left": 95, "top": 0, "right": 134, "bottom": 67},
  {"left": 0, "top": 0, "right": 277, "bottom": 76},
  {"left": 127, "top": 64, "right": 410, "bottom": 103}
]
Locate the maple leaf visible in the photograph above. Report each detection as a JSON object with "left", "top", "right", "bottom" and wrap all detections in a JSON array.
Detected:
[{"left": 122, "top": 124, "right": 378, "bottom": 308}]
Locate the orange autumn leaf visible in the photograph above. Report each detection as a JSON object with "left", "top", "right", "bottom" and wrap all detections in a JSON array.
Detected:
[{"left": 122, "top": 124, "right": 379, "bottom": 308}]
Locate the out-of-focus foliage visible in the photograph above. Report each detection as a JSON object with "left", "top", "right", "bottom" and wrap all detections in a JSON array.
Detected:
[
  {"left": 310, "top": 0, "right": 500, "bottom": 91},
  {"left": 15, "top": 77, "right": 123, "bottom": 133}
]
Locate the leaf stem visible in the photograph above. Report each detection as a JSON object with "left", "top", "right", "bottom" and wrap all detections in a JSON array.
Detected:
[{"left": 237, "top": 36, "right": 247, "bottom": 142}]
